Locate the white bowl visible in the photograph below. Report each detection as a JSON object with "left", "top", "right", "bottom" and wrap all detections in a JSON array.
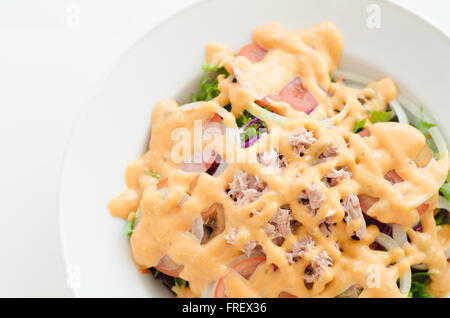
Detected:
[{"left": 59, "top": 0, "right": 450, "bottom": 297}]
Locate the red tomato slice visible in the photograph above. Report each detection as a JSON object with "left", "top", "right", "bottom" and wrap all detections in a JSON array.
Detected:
[
  {"left": 384, "top": 169, "right": 404, "bottom": 184},
  {"left": 214, "top": 257, "right": 266, "bottom": 298},
  {"left": 237, "top": 43, "right": 267, "bottom": 63},
  {"left": 278, "top": 77, "right": 318, "bottom": 113},
  {"left": 156, "top": 177, "right": 168, "bottom": 190},
  {"left": 257, "top": 77, "right": 318, "bottom": 114},
  {"left": 278, "top": 291, "right": 298, "bottom": 298},
  {"left": 417, "top": 203, "right": 429, "bottom": 216},
  {"left": 180, "top": 150, "right": 217, "bottom": 173},
  {"left": 203, "top": 113, "right": 222, "bottom": 137},
  {"left": 358, "top": 194, "right": 379, "bottom": 213},
  {"left": 414, "top": 145, "right": 433, "bottom": 168},
  {"left": 358, "top": 129, "right": 371, "bottom": 137},
  {"left": 255, "top": 95, "right": 280, "bottom": 113}
]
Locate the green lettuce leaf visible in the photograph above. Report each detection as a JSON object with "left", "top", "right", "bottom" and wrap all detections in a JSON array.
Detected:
[
  {"left": 368, "top": 110, "right": 394, "bottom": 123},
  {"left": 192, "top": 64, "right": 229, "bottom": 102},
  {"left": 409, "top": 272, "right": 432, "bottom": 298},
  {"left": 353, "top": 118, "right": 366, "bottom": 133},
  {"left": 122, "top": 219, "right": 134, "bottom": 237},
  {"left": 144, "top": 169, "right": 160, "bottom": 180}
]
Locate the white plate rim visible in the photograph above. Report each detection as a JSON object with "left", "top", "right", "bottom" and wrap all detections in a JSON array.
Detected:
[{"left": 58, "top": 0, "right": 450, "bottom": 297}]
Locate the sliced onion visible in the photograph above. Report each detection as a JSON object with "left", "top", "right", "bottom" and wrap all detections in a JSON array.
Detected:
[
  {"left": 200, "top": 281, "right": 217, "bottom": 298},
  {"left": 438, "top": 195, "right": 450, "bottom": 211},
  {"left": 396, "top": 96, "right": 448, "bottom": 163},
  {"left": 429, "top": 126, "right": 449, "bottom": 162},
  {"left": 398, "top": 268, "right": 412, "bottom": 296},
  {"left": 319, "top": 103, "right": 350, "bottom": 129},
  {"left": 190, "top": 215, "right": 204, "bottom": 242},
  {"left": 375, "top": 233, "right": 411, "bottom": 296},
  {"left": 214, "top": 257, "right": 266, "bottom": 298},
  {"left": 375, "top": 232, "right": 399, "bottom": 251},
  {"left": 247, "top": 101, "right": 293, "bottom": 128},
  {"left": 392, "top": 224, "right": 407, "bottom": 247},
  {"left": 177, "top": 101, "right": 239, "bottom": 137},
  {"left": 390, "top": 100, "right": 409, "bottom": 124},
  {"left": 331, "top": 70, "right": 370, "bottom": 86},
  {"left": 155, "top": 254, "right": 183, "bottom": 277},
  {"left": 407, "top": 193, "right": 435, "bottom": 210},
  {"left": 406, "top": 127, "right": 448, "bottom": 209},
  {"left": 397, "top": 96, "right": 424, "bottom": 120}
]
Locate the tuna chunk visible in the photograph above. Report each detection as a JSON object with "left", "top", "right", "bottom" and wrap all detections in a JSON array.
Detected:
[
  {"left": 304, "top": 251, "right": 333, "bottom": 284},
  {"left": 228, "top": 171, "right": 268, "bottom": 206},
  {"left": 263, "top": 206, "right": 300, "bottom": 246},
  {"left": 263, "top": 223, "right": 284, "bottom": 246},
  {"left": 312, "top": 145, "right": 338, "bottom": 165},
  {"left": 289, "top": 127, "right": 316, "bottom": 156},
  {"left": 319, "top": 211, "right": 336, "bottom": 237},
  {"left": 286, "top": 235, "right": 315, "bottom": 265},
  {"left": 242, "top": 240, "right": 266, "bottom": 258},
  {"left": 319, "top": 222, "right": 333, "bottom": 237},
  {"left": 224, "top": 227, "right": 238, "bottom": 245},
  {"left": 322, "top": 167, "right": 351, "bottom": 187},
  {"left": 257, "top": 149, "right": 288, "bottom": 174},
  {"left": 298, "top": 184, "right": 325, "bottom": 215},
  {"left": 190, "top": 215, "right": 204, "bottom": 242},
  {"left": 342, "top": 193, "right": 367, "bottom": 238}
]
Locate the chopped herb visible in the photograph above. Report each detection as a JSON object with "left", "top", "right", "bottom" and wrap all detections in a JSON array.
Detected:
[
  {"left": 236, "top": 110, "right": 267, "bottom": 146},
  {"left": 440, "top": 181, "right": 450, "bottom": 203},
  {"left": 192, "top": 64, "right": 229, "bottom": 102},
  {"left": 353, "top": 118, "right": 366, "bottom": 133},
  {"left": 202, "top": 63, "right": 228, "bottom": 75},
  {"left": 416, "top": 119, "right": 435, "bottom": 136},
  {"left": 409, "top": 271, "right": 433, "bottom": 298},
  {"left": 144, "top": 169, "right": 160, "bottom": 180},
  {"left": 174, "top": 277, "right": 188, "bottom": 288},
  {"left": 192, "top": 76, "right": 221, "bottom": 102},
  {"left": 368, "top": 110, "right": 394, "bottom": 123},
  {"left": 329, "top": 74, "right": 335, "bottom": 83},
  {"left": 236, "top": 110, "right": 255, "bottom": 127},
  {"left": 439, "top": 172, "right": 450, "bottom": 206},
  {"left": 149, "top": 267, "right": 177, "bottom": 294},
  {"left": 435, "top": 210, "right": 445, "bottom": 225},
  {"left": 414, "top": 108, "right": 438, "bottom": 159},
  {"left": 122, "top": 219, "right": 134, "bottom": 237}
]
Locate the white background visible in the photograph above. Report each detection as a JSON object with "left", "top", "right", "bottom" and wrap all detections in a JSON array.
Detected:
[{"left": 0, "top": 0, "right": 448, "bottom": 297}]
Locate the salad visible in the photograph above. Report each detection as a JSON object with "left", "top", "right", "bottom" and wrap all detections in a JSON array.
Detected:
[{"left": 108, "top": 22, "right": 450, "bottom": 298}]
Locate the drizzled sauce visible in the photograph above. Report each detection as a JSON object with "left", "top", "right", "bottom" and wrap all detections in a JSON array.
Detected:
[{"left": 108, "top": 22, "right": 449, "bottom": 298}]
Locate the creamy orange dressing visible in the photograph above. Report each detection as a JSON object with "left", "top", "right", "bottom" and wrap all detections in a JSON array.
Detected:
[{"left": 108, "top": 22, "right": 450, "bottom": 298}]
